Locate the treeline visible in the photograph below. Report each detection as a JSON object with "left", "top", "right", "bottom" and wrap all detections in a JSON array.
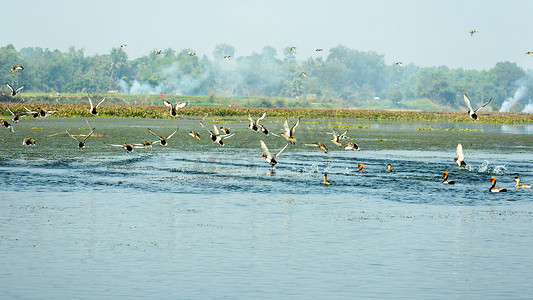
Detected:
[{"left": 0, "top": 43, "right": 531, "bottom": 111}]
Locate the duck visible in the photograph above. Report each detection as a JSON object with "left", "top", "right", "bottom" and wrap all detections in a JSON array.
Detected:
[
  {"left": 88, "top": 95, "right": 106, "bottom": 115},
  {"left": 6, "top": 106, "right": 22, "bottom": 123},
  {"left": 189, "top": 130, "right": 200, "bottom": 140},
  {"left": 24, "top": 107, "right": 57, "bottom": 118},
  {"left": 344, "top": 142, "right": 359, "bottom": 151},
  {"left": 154, "top": 49, "right": 162, "bottom": 55},
  {"left": 289, "top": 46, "right": 296, "bottom": 52},
  {"left": 260, "top": 139, "right": 288, "bottom": 167},
  {"left": 315, "top": 48, "right": 323, "bottom": 52},
  {"left": 163, "top": 100, "right": 187, "bottom": 117},
  {"left": 220, "top": 126, "right": 231, "bottom": 134},
  {"left": 66, "top": 128, "right": 95, "bottom": 149},
  {"left": 357, "top": 163, "right": 366, "bottom": 172},
  {"left": 5, "top": 83, "right": 24, "bottom": 96},
  {"left": 442, "top": 171, "right": 455, "bottom": 184},
  {"left": 469, "top": 29, "right": 478, "bottom": 36},
  {"left": 281, "top": 117, "right": 300, "bottom": 144},
  {"left": 0, "top": 119, "right": 14, "bottom": 132},
  {"left": 305, "top": 142, "right": 328, "bottom": 153},
  {"left": 513, "top": 176, "right": 532, "bottom": 189},
  {"left": 199, "top": 121, "right": 235, "bottom": 146},
  {"left": 386, "top": 164, "right": 393, "bottom": 172},
  {"left": 11, "top": 65, "right": 23, "bottom": 72},
  {"left": 526, "top": 51, "right": 533, "bottom": 57},
  {"left": 23, "top": 138, "right": 36, "bottom": 146},
  {"left": 489, "top": 177, "right": 507, "bottom": 193},
  {"left": 300, "top": 72, "right": 307, "bottom": 78},
  {"left": 224, "top": 55, "right": 231, "bottom": 61},
  {"left": 104, "top": 142, "right": 141, "bottom": 153},
  {"left": 147, "top": 127, "right": 179, "bottom": 146},
  {"left": 321, "top": 173, "right": 332, "bottom": 185},
  {"left": 247, "top": 112, "right": 266, "bottom": 132},
  {"left": 463, "top": 93, "right": 491, "bottom": 121},
  {"left": 133, "top": 141, "right": 156, "bottom": 149},
  {"left": 395, "top": 62, "right": 403, "bottom": 67},
  {"left": 454, "top": 143, "right": 467, "bottom": 167},
  {"left": 330, "top": 129, "right": 348, "bottom": 146},
  {"left": 188, "top": 51, "right": 196, "bottom": 56},
  {"left": 120, "top": 44, "right": 127, "bottom": 49}
]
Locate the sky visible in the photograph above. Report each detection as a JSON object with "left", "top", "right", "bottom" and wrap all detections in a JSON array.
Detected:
[{"left": 3, "top": 0, "right": 533, "bottom": 70}]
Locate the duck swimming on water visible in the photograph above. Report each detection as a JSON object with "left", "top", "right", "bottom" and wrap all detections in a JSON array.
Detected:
[
  {"left": 442, "top": 171, "right": 455, "bottom": 184},
  {"left": 321, "top": 173, "right": 332, "bottom": 185},
  {"left": 513, "top": 176, "right": 532, "bottom": 189},
  {"left": 488, "top": 177, "right": 507, "bottom": 193}
]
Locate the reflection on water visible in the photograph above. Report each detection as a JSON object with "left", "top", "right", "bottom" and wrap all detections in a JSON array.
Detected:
[{"left": 1, "top": 117, "right": 533, "bottom": 298}]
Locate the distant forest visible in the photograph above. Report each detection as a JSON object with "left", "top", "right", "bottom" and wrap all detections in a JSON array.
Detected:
[{"left": 1, "top": 43, "right": 532, "bottom": 111}]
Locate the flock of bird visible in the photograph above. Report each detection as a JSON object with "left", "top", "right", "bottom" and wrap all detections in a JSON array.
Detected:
[{"left": 2, "top": 35, "right": 532, "bottom": 193}]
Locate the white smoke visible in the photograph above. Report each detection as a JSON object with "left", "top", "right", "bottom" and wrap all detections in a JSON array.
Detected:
[
  {"left": 522, "top": 100, "right": 533, "bottom": 113},
  {"left": 500, "top": 85, "right": 527, "bottom": 112},
  {"left": 119, "top": 79, "right": 165, "bottom": 95}
]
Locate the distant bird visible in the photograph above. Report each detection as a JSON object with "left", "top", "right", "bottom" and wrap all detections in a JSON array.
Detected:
[
  {"left": 442, "top": 171, "right": 455, "bottom": 184},
  {"left": 321, "top": 173, "right": 332, "bottom": 185},
  {"left": 300, "top": 72, "right": 307, "bottom": 78},
  {"left": 24, "top": 107, "right": 56, "bottom": 118},
  {"left": 220, "top": 126, "right": 231, "bottom": 134},
  {"left": 248, "top": 112, "right": 266, "bottom": 132},
  {"left": 188, "top": 51, "right": 196, "bottom": 56},
  {"left": 147, "top": 127, "right": 179, "bottom": 146},
  {"left": 289, "top": 46, "right": 296, "bottom": 52},
  {"left": 488, "top": 177, "right": 507, "bottom": 193},
  {"left": 133, "top": 141, "right": 156, "bottom": 149},
  {"left": 224, "top": 55, "right": 231, "bottom": 61},
  {"left": 454, "top": 143, "right": 467, "bottom": 167},
  {"left": 104, "top": 142, "right": 141, "bottom": 153},
  {"left": 88, "top": 95, "right": 106, "bottom": 115},
  {"left": 199, "top": 121, "right": 235, "bottom": 146},
  {"left": 395, "top": 62, "right": 403, "bottom": 67},
  {"left": 463, "top": 93, "right": 491, "bottom": 121},
  {"left": 260, "top": 139, "right": 288, "bottom": 167},
  {"left": 189, "top": 130, "right": 200, "bottom": 140},
  {"left": 469, "top": 29, "right": 478, "bottom": 36},
  {"left": 344, "top": 142, "right": 359, "bottom": 151},
  {"left": 154, "top": 49, "right": 162, "bottom": 55},
  {"left": 120, "top": 44, "right": 127, "bottom": 49},
  {"left": 5, "top": 83, "right": 24, "bottom": 96},
  {"left": 305, "top": 142, "right": 328, "bottom": 153},
  {"left": 66, "top": 128, "right": 95, "bottom": 149},
  {"left": 330, "top": 129, "right": 348, "bottom": 146},
  {"left": 315, "top": 48, "right": 323, "bottom": 52},
  {"left": 386, "top": 164, "right": 393, "bottom": 172},
  {"left": 281, "top": 117, "right": 300, "bottom": 144},
  {"left": 163, "top": 100, "right": 187, "bottom": 117},
  {"left": 513, "top": 176, "right": 532, "bottom": 189},
  {"left": 0, "top": 119, "right": 14, "bottom": 133},
  {"left": 6, "top": 106, "right": 21, "bottom": 123},
  {"left": 11, "top": 65, "right": 23, "bottom": 72},
  {"left": 23, "top": 138, "right": 36, "bottom": 146},
  {"left": 357, "top": 163, "right": 366, "bottom": 172},
  {"left": 526, "top": 51, "right": 533, "bottom": 57}
]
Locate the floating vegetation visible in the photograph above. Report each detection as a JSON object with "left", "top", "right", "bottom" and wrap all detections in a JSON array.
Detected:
[
  {"left": 31, "top": 127, "right": 43, "bottom": 130},
  {"left": 323, "top": 124, "right": 373, "bottom": 129},
  {"left": 375, "top": 138, "right": 387, "bottom": 141},
  {"left": 416, "top": 127, "right": 483, "bottom": 132}
]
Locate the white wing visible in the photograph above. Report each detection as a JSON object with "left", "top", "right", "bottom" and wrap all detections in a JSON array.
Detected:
[
  {"left": 248, "top": 113, "right": 255, "bottom": 125},
  {"left": 463, "top": 93, "right": 474, "bottom": 111},
  {"left": 166, "top": 127, "right": 179, "bottom": 139},
  {"left": 199, "top": 121, "right": 211, "bottom": 134},
  {"left": 147, "top": 128, "right": 161, "bottom": 140},
  {"left": 475, "top": 98, "right": 492, "bottom": 112},
  {"left": 163, "top": 100, "right": 172, "bottom": 107},
  {"left": 23, "top": 106, "right": 36, "bottom": 113},
  {"left": 16, "top": 86, "right": 24, "bottom": 93},
  {"left": 176, "top": 102, "right": 187, "bottom": 109},
  {"left": 82, "top": 129, "right": 95, "bottom": 143},
  {"left": 283, "top": 118, "right": 290, "bottom": 135},
  {"left": 7, "top": 106, "right": 15, "bottom": 116},
  {"left": 257, "top": 112, "right": 267, "bottom": 123},
  {"left": 96, "top": 97, "right": 106, "bottom": 108},
  {"left": 212, "top": 124, "right": 220, "bottom": 136},
  {"left": 65, "top": 130, "right": 80, "bottom": 142},
  {"left": 220, "top": 133, "right": 235, "bottom": 140},
  {"left": 273, "top": 143, "right": 288, "bottom": 158},
  {"left": 290, "top": 118, "right": 300, "bottom": 136},
  {"left": 260, "top": 140, "right": 272, "bottom": 158},
  {"left": 456, "top": 143, "right": 465, "bottom": 160},
  {"left": 5, "top": 83, "right": 14, "bottom": 93}
]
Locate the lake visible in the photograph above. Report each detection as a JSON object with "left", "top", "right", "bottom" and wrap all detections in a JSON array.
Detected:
[{"left": 1, "top": 116, "right": 533, "bottom": 299}]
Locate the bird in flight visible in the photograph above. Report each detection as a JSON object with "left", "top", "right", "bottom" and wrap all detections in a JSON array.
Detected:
[
  {"left": 469, "top": 29, "right": 478, "bottom": 36},
  {"left": 188, "top": 51, "right": 196, "bottom": 56},
  {"left": 120, "top": 44, "right": 127, "bottom": 49},
  {"left": 163, "top": 100, "right": 187, "bottom": 117},
  {"left": 300, "top": 72, "right": 307, "bottom": 78},
  {"left": 6, "top": 106, "right": 22, "bottom": 123},
  {"left": 147, "top": 127, "right": 179, "bottom": 146},
  {"left": 11, "top": 65, "right": 23, "bottom": 72},
  {"left": 395, "top": 62, "right": 403, "bottom": 67},
  {"left": 289, "top": 46, "right": 296, "bottom": 52},
  {"left": 463, "top": 93, "right": 491, "bottom": 121},
  {"left": 88, "top": 95, "right": 106, "bottom": 115},
  {"left": 281, "top": 117, "right": 300, "bottom": 144},
  {"left": 260, "top": 140, "right": 288, "bottom": 168},
  {"left": 154, "top": 49, "right": 162, "bottom": 55},
  {"left": 526, "top": 51, "right": 533, "bottom": 56},
  {"left": 6, "top": 83, "right": 24, "bottom": 96},
  {"left": 224, "top": 55, "right": 231, "bottom": 61},
  {"left": 315, "top": 48, "right": 323, "bottom": 52},
  {"left": 454, "top": 143, "right": 467, "bottom": 167}
]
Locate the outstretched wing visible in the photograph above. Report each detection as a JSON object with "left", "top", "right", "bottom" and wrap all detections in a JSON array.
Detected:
[
  {"left": 163, "top": 100, "right": 172, "bottom": 107},
  {"left": 456, "top": 143, "right": 465, "bottom": 160},
  {"left": 463, "top": 93, "right": 474, "bottom": 111},
  {"left": 199, "top": 121, "right": 212, "bottom": 134},
  {"left": 5, "top": 83, "right": 14, "bottom": 93},
  {"left": 82, "top": 129, "right": 95, "bottom": 143},
  {"left": 290, "top": 117, "right": 300, "bottom": 136},
  {"left": 273, "top": 143, "right": 289, "bottom": 159},
  {"left": 248, "top": 113, "right": 255, "bottom": 124},
  {"left": 23, "top": 106, "right": 36, "bottom": 113},
  {"left": 257, "top": 112, "right": 267, "bottom": 123},
  {"left": 147, "top": 128, "right": 162, "bottom": 140},
  {"left": 475, "top": 98, "right": 492, "bottom": 112},
  {"left": 88, "top": 95, "right": 93, "bottom": 108},
  {"left": 338, "top": 130, "right": 348, "bottom": 140},
  {"left": 176, "top": 102, "right": 187, "bottom": 109},
  {"left": 96, "top": 97, "right": 106, "bottom": 108},
  {"left": 283, "top": 118, "right": 290, "bottom": 135},
  {"left": 65, "top": 130, "right": 80, "bottom": 142},
  {"left": 220, "top": 133, "right": 235, "bottom": 140},
  {"left": 6, "top": 106, "right": 15, "bottom": 116},
  {"left": 166, "top": 127, "right": 179, "bottom": 139},
  {"left": 260, "top": 140, "right": 272, "bottom": 158},
  {"left": 15, "top": 86, "right": 24, "bottom": 93}
]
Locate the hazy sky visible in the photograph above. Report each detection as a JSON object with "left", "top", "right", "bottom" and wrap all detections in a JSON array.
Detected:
[{"left": 3, "top": 0, "right": 533, "bottom": 70}]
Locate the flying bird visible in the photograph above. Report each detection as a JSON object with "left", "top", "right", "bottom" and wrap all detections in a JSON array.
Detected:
[
  {"left": 163, "top": 100, "right": 187, "bottom": 117},
  {"left": 469, "top": 29, "right": 478, "bottom": 36},
  {"left": 281, "top": 117, "right": 300, "bottom": 144},
  {"left": 23, "top": 138, "right": 36, "bottom": 146},
  {"left": 24, "top": 107, "right": 56, "bottom": 118},
  {"left": 463, "top": 93, "right": 491, "bottom": 121},
  {"left": 526, "top": 51, "right": 533, "bottom": 57},
  {"left": 454, "top": 143, "right": 467, "bottom": 167},
  {"left": 330, "top": 129, "right": 348, "bottom": 146},
  {"left": 11, "top": 65, "right": 23, "bottom": 72},
  {"left": 147, "top": 127, "right": 179, "bottom": 146},
  {"left": 66, "top": 128, "right": 95, "bottom": 149},
  {"left": 300, "top": 72, "right": 307, "bottom": 78},
  {"left": 395, "top": 62, "right": 403, "bottom": 67},
  {"left": 315, "top": 48, "right": 323, "bottom": 52},
  {"left": 104, "top": 142, "right": 142, "bottom": 153},
  {"left": 260, "top": 140, "right": 288, "bottom": 167},
  {"left": 305, "top": 142, "right": 328, "bottom": 153},
  {"left": 154, "top": 49, "right": 162, "bottom": 55},
  {"left": 199, "top": 121, "right": 235, "bottom": 146},
  {"left": 321, "top": 173, "right": 332, "bottom": 185},
  {"left": 220, "top": 126, "right": 231, "bottom": 134},
  {"left": 224, "top": 55, "right": 231, "bottom": 61},
  {"left": 0, "top": 119, "right": 14, "bottom": 133},
  {"left": 248, "top": 112, "right": 266, "bottom": 132},
  {"left": 6, "top": 83, "right": 24, "bottom": 96},
  {"left": 289, "top": 46, "right": 296, "bottom": 52},
  {"left": 6, "top": 106, "right": 22, "bottom": 123},
  {"left": 120, "top": 44, "right": 127, "bottom": 49},
  {"left": 88, "top": 95, "right": 106, "bottom": 115},
  {"left": 189, "top": 130, "right": 200, "bottom": 140},
  {"left": 188, "top": 51, "right": 196, "bottom": 56},
  {"left": 344, "top": 142, "right": 359, "bottom": 151}
]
